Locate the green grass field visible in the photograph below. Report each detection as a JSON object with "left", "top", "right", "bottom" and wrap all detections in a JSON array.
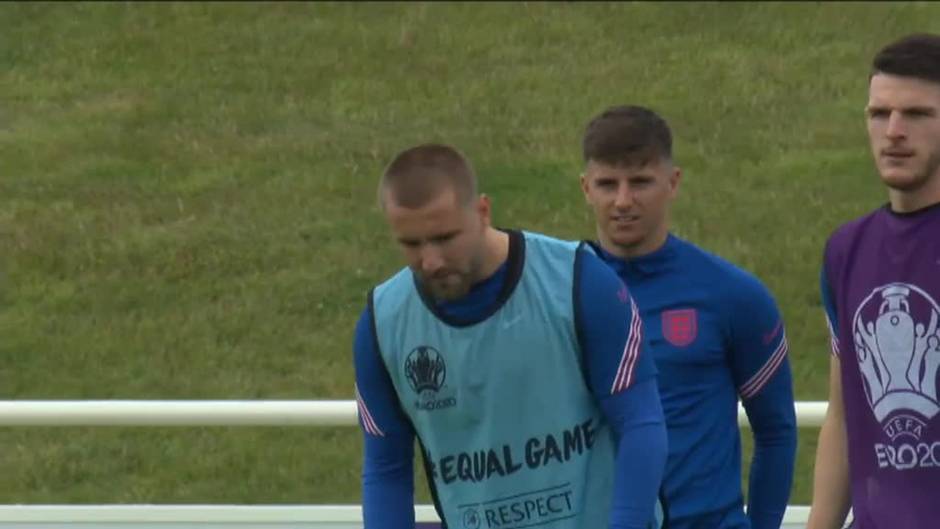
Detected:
[{"left": 1, "top": 1, "right": 935, "bottom": 508}]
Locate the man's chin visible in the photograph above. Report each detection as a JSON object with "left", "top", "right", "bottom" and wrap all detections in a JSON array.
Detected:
[
  {"left": 879, "top": 170, "right": 928, "bottom": 192},
  {"left": 426, "top": 281, "right": 470, "bottom": 302},
  {"left": 607, "top": 233, "right": 644, "bottom": 251},
  {"left": 431, "top": 289, "right": 468, "bottom": 302}
]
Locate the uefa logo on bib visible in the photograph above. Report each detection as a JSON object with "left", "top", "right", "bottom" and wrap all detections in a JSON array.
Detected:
[
  {"left": 853, "top": 283, "right": 940, "bottom": 461},
  {"left": 405, "top": 346, "right": 457, "bottom": 412},
  {"left": 405, "top": 346, "right": 446, "bottom": 394}
]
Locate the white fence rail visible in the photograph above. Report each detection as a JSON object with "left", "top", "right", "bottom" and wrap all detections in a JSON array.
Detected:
[
  {"left": 0, "top": 400, "right": 828, "bottom": 427},
  {"left": 0, "top": 505, "right": 814, "bottom": 528},
  {"left": 0, "top": 400, "right": 827, "bottom": 527}
]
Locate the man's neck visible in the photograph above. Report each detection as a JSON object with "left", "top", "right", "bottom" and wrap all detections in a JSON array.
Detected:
[{"left": 476, "top": 227, "right": 510, "bottom": 281}]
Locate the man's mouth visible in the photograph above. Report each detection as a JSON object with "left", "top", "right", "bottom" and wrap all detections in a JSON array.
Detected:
[
  {"left": 611, "top": 214, "right": 640, "bottom": 223},
  {"left": 882, "top": 149, "right": 914, "bottom": 160}
]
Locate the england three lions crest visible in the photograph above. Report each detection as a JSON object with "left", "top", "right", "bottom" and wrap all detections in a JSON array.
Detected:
[
  {"left": 853, "top": 283, "right": 940, "bottom": 441},
  {"left": 663, "top": 309, "right": 697, "bottom": 347}
]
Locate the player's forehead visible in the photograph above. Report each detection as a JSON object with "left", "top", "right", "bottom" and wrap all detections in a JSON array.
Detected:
[
  {"left": 868, "top": 73, "right": 940, "bottom": 109},
  {"left": 385, "top": 189, "right": 467, "bottom": 236},
  {"left": 385, "top": 186, "right": 459, "bottom": 213},
  {"left": 585, "top": 158, "right": 669, "bottom": 179}
]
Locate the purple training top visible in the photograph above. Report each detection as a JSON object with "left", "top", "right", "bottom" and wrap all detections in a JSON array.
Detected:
[{"left": 822, "top": 201, "right": 940, "bottom": 529}]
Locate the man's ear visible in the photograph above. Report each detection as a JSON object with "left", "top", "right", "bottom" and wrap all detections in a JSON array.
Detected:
[
  {"left": 669, "top": 166, "right": 682, "bottom": 198},
  {"left": 476, "top": 194, "right": 491, "bottom": 226},
  {"left": 580, "top": 172, "right": 591, "bottom": 204}
]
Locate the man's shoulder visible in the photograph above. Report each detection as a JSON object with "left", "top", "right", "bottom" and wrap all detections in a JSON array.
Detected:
[
  {"left": 674, "top": 237, "right": 759, "bottom": 282},
  {"left": 519, "top": 229, "right": 583, "bottom": 250},
  {"left": 374, "top": 266, "right": 412, "bottom": 288},
  {"left": 673, "top": 236, "right": 775, "bottom": 305},
  {"left": 517, "top": 230, "right": 589, "bottom": 275},
  {"left": 371, "top": 267, "right": 415, "bottom": 313},
  {"left": 824, "top": 205, "right": 887, "bottom": 262}
]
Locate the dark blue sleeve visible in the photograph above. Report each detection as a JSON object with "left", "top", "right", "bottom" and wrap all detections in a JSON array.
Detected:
[
  {"left": 725, "top": 276, "right": 797, "bottom": 529},
  {"left": 577, "top": 249, "right": 666, "bottom": 529},
  {"left": 576, "top": 249, "right": 657, "bottom": 395},
  {"left": 599, "top": 380, "right": 668, "bottom": 529},
  {"left": 820, "top": 266, "right": 841, "bottom": 357},
  {"left": 353, "top": 305, "right": 417, "bottom": 529}
]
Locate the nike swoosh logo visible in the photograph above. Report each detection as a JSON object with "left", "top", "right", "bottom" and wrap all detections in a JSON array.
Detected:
[{"left": 503, "top": 315, "right": 523, "bottom": 329}]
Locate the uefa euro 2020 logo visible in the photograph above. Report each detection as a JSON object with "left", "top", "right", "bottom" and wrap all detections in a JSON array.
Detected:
[
  {"left": 853, "top": 283, "right": 940, "bottom": 470},
  {"left": 462, "top": 508, "right": 481, "bottom": 529},
  {"left": 404, "top": 346, "right": 455, "bottom": 411},
  {"left": 405, "top": 346, "right": 446, "bottom": 394}
]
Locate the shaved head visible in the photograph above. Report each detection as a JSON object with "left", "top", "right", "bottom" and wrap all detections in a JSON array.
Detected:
[{"left": 379, "top": 144, "right": 478, "bottom": 209}]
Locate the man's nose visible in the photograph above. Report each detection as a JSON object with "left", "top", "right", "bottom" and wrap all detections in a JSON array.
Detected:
[
  {"left": 419, "top": 245, "right": 445, "bottom": 274},
  {"left": 614, "top": 184, "right": 634, "bottom": 209},
  {"left": 886, "top": 110, "right": 907, "bottom": 139}
]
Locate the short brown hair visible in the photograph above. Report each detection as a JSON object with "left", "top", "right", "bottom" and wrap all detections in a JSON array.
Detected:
[
  {"left": 872, "top": 33, "right": 940, "bottom": 85},
  {"left": 379, "top": 143, "right": 478, "bottom": 209},
  {"left": 582, "top": 105, "right": 673, "bottom": 167}
]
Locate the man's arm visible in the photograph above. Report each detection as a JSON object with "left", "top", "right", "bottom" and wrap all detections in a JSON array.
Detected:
[
  {"left": 598, "top": 381, "right": 668, "bottom": 529},
  {"left": 741, "top": 382, "right": 798, "bottom": 529},
  {"left": 353, "top": 305, "right": 417, "bottom": 529},
  {"left": 727, "top": 275, "right": 797, "bottom": 529},
  {"left": 807, "top": 355, "right": 851, "bottom": 529},
  {"left": 576, "top": 249, "right": 667, "bottom": 529},
  {"left": 807, "top": 268, "right": 851, "bottom": 529}
]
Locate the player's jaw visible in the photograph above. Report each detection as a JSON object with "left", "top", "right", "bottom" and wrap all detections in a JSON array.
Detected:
[
  {"left": 605, "top": 206, "right": 646, "bottom": 245},
  {"left": 606, "top": 208, "right": 668, "bottom": 257},
  {"left": 417, "top": 243, "right": 487, "bottom": 302},
  {"left": 876, "top": 143, "right": 940, "bottom": 192},
  {"left": 420, "top": 267, "right": 473, "bottom": 301}
]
